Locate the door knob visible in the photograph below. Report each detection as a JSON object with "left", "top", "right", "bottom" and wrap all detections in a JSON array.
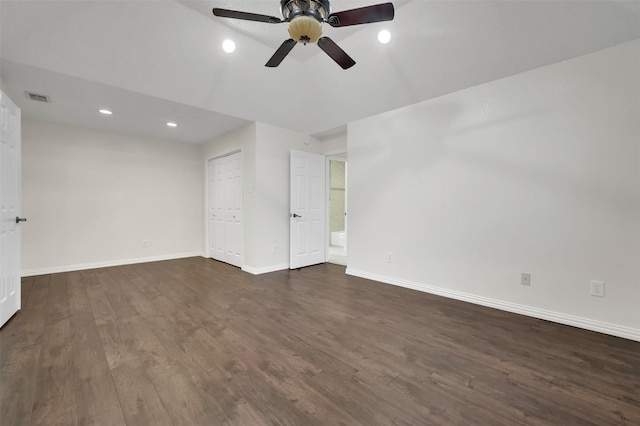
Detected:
[
  {"left": 15, "top": 217, "right": 27, "bottom": 224},
  {"left": 291, "top": 213, "right": 302, "bottom": 218}
]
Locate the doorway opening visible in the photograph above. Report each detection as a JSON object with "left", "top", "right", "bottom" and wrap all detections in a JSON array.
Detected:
[{"left": 327, "top": 156, "right": 347, "bottom": 266}]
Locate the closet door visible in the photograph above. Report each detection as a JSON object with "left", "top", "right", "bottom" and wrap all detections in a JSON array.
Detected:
[{"left": 208, "top": 152, "right": 242, "bottom": 268}]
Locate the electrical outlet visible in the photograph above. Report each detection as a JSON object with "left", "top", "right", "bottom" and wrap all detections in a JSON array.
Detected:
[
  {"left": 142, "top": 239, "right": 149, "bottom": 248},
  {"left": 272, "top": 245, "right": 278, "bottom": 254},
  {"left": 386, "top": 252, "right": 393, "bottom": 263},
  {"left": 590, "top": 280, "right": 605, "bottom": 297},
  {"left": 521, "top": 272, "right": 531, "bottom": 286}
]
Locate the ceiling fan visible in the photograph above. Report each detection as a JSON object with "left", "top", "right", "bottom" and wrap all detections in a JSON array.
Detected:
[{"left": 212, "top": 0, "right": 395, "bottom": 69}]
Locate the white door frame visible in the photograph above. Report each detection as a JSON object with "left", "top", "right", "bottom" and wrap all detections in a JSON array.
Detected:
[{"left": 205, "top": 150, "right": 242, "bottom": 266}]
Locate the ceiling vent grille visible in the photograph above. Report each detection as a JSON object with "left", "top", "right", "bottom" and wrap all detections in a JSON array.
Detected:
[{"left": 24, "top": 91, "right": 51, "bottom": 103}]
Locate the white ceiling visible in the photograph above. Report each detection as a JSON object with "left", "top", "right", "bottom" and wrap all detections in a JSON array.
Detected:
[{"left": 1, "top": 0, "right": 639, "bottom": 143}]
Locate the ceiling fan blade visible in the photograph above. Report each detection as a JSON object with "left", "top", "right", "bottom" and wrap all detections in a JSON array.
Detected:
[
  {"left": 317, "top": 37, "right": 356, "bottom": 69},
  {"left": 327, "top": 2, "right": 394, "bottom": 27},
  {"left": 265, "top": 39, "right": 297, "bottom": 67},
  {"left": 213, "top": 8, "right": 283, "bottom": 24}
]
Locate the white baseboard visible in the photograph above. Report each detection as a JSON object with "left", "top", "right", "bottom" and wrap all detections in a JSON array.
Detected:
[
  {"left": 346, "top": 268, "right": 640, "bottom": 342},
  {"left": 242, "top": 263, "right": 290, "bottom": 275},
  {"left": 21, "top": 252, "right": 204, "bottom": 277}
]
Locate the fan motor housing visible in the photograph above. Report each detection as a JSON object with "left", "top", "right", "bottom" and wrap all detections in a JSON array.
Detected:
[{"left": 280, "top": 0, "right": 331, "bottom": 22}]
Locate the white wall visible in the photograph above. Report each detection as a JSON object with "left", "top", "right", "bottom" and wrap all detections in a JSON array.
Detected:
[
  {"left": 22, "top": 119, "right": 204, "bottom": 274},
  {"left": 203, "top": 122, "right": 321, "bottom": 273},
  {"left": 347, "top": 40, "right": 640, "bottom": 340}
]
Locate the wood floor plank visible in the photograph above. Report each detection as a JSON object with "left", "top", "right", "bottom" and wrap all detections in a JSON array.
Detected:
[
  {"left": 0, "top": 275, "right": 50, "bottom": 426},
  {"left": 108, "top": 267, "right": 161, "bottom": 318},
  {"left": 31, "top": 273, "right": 78, "bottom": 426},
  {"left": 148, "top": 364, "right": 223, "bottom": 426},
  {"left": 110, "top": 364, "right": 174, "bottom": 426},
  {"left": 66, "top": 271, "right": 92, "bottom": 317},
  {"left": 20, "top": 275, "right": 35, "bottom": 307},
  {"left": 30, "top": 317, "right": 78, "bottom": 426},
  {"left": 0, "top": 344, "right": 41, "bottom": 426},
  {"left": 81, "top": 270, "right": 118, "bottom": 324},
  {"left": 96, "top": 314, "right": 172, "bottom": 373},
  {"left": 69, "top": 272, "right": 125, "bottom": 426},
  {"left": 93, "top": 268, "right": 140, "bottom": 320},
  {"left": 70, "top": 311, "right": 126, "bottom": 426},
  {"left": 5, "top": 259, "right": 639, "bottom": 426}
]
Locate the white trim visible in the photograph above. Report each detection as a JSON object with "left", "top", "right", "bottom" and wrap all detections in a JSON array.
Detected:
[
  {"left": 324, "top": 149, "right": 348, "bottom": 158},
  {"left": 325, "top": 157, "right": 331, "bottom": 263},
  {"left": 22, "top": 252, "right": 204, "bottom": 277},
  {"left": 204, "top": 156, "right": 210, "bottom": 259},
  {"left": 242, "top": 263, "right": 289, "bottom": 275},
  {"left": 346, "top": 268, "right": 640, "bottom": 342}
]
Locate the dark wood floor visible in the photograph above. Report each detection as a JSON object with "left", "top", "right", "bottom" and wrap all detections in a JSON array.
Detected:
[{"left": 1, "top": 258, "right": 638, "bottom": 425}]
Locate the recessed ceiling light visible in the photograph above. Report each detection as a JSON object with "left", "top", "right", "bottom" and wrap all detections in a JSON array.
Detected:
[
  {"left": 378, "top": 29, "right": 391, "bottom": 44},
  {"left": 166, "top": 122, "right": 178, "bottom": 127},
  {"left": 99, "top": 109, "right": 113, "bottom": 115},
  {"left": 222, "top": 39, "right": 236, "bottom": 53}
]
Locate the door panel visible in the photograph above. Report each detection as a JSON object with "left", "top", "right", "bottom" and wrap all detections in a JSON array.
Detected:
[
  {"left": 0, "top": 91, "right": 21, "bottom": 328},
  {"left": 296, "top": 176, "right": 307, "bottom": 209},
  {"left": 226, "top": 155, "right": 242, "bottom": 266},
  {"left": 311, "top": 175, "right": 322, "bottom": 209},
  {"left": 213, "top": 220, "right": 223, "bottom": 255},
  {"left": 296, "top": 221, "right": 307, "bottom": 255},
  {"left": 290, "top": 150, "right": 326, "bottom": 269},
  {"left": 208, "top": 152, "right": 242, "bottom": 268},
  {"left": 310, "top": 219, "right": 322, "bottom": 254}
]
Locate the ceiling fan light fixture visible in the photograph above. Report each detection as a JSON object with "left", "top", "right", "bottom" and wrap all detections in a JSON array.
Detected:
[
  {"left": 288, "top": 15, "right": 323, "bottom": 44},
  {"left": 213, "top": 1, "right": 394, "bottom": 68}
]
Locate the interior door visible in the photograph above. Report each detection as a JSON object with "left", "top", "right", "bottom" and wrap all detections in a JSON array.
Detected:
[
  {"left": 290, "top": 150, "right": 326, "bottom": 269},
  {"left": 208, "top": 152, "right": 242, "bottom": 268},
  {"left": 0, "top": 91, "right": 22, "bottom": 328}
]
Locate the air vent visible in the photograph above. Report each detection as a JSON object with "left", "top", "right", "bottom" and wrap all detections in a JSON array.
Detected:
[{"left": 24, "top": 91, "right": 51, "bottom": 103}]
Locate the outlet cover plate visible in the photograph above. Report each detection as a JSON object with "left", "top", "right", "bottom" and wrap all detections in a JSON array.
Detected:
[
  {"left": 590, "top": 280, "right": 605, "bottom": 297},
  {"left": 521, "top": 272, "right": 531, "bottom": 286}
]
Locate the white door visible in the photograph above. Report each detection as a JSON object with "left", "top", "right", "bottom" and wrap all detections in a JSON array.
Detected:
[
  {"left": 290, "top": 150, "right": 326, "bottom": 269},
  {"left": 208, "top": 152, "right": 242, "bottom": 268},
  {"left": 0, "top": 91, "right": 22, "bottom": 328}
]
